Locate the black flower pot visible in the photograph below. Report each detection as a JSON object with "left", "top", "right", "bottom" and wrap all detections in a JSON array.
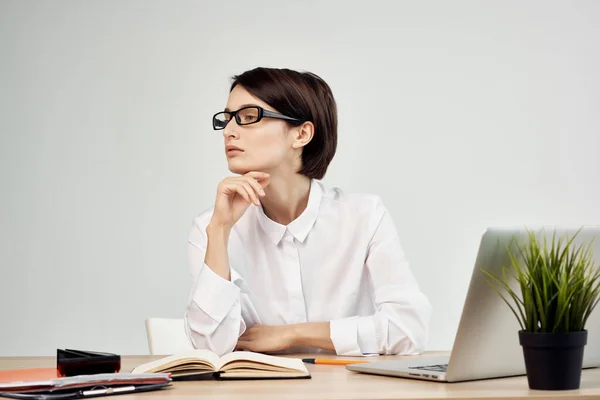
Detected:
[{"left": 519, "top": 330, "right": 587, "bottom": 390}]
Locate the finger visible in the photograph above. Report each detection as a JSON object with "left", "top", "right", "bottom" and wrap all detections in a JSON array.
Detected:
[
  {"left": 233, "top": 185, "right": 252, "bottom": 204},
  {"left": 239, "top": 181, "right": 260, "bottom": 206},
  {"left": 260, "top": 176, "right": 270, "bottom": 187},
  {"left": 221, "top": 182, "right": 251, "bottom": 203},
  {"left": 239, "top": 329, "right": 255, "bottom": 340},
  {"left": 256, "top": 175, "right": 271, "bottom": 189},
  {"left": 236, "top": 341, "right": 252, "bottom": 351},
  {"left": 244, "top": 176, "right": 266, "bottom": 197},
  {"left": 252, "top": 174, "right": 271, "bottom": 187},
  {"left": 245, "top": 171, "right": 270, "bottom": 180}
]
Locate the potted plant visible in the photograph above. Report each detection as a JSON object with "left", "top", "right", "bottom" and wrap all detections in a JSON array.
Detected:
[{"left": 484, "top": 228, "right": 600, "bottom": 390}]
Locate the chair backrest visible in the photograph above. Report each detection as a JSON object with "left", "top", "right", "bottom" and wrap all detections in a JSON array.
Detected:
[{"left": 145, "top": 318, "right": 195, "bottom": 355}]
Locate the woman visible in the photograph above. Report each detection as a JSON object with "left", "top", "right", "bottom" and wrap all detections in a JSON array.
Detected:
[{"left": 184, "top": 67, "right": 431, "bottom": 357}]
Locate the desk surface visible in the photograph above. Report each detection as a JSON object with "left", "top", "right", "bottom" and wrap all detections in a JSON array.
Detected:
[{"left": 1, "top": 353, "right": 600, "bottom": 399}]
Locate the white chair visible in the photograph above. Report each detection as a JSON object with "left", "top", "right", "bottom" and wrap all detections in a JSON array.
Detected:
[{"left": 145, "top": 318, "right": 195, "bottom": 355}]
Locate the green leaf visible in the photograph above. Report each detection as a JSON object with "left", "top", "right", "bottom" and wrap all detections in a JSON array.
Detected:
[{"left": 483, "top": 228, "right": 600, "bottom": 333}]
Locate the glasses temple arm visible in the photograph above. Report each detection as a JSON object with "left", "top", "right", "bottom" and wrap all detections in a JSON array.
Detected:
[{"left": 262, "top": 109, "right": 301, "bottom": 122}]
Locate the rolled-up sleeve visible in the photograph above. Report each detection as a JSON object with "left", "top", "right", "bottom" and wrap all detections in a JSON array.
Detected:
[{"left": 329, "top": 200, "right": 432, "bottom": 356}]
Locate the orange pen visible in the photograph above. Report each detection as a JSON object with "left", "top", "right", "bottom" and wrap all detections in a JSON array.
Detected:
[{"left": 302, "top": 358, "right": 369, "bottom": 365}]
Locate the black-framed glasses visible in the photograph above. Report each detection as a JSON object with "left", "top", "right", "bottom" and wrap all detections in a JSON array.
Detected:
[{"left": 212, "top": 106, "right": 302, "bottom": 130}]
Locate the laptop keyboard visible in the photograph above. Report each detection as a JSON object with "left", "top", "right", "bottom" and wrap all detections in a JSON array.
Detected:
[{"left": 409, "top": 364, "right": 448, "bottom": 372}]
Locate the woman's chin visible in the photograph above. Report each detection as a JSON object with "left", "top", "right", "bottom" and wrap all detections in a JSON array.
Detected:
[
  {"left": 227, "top": 162, "right": 257, "bottom": 175},
  {"left": 227, "top": 158, "right": 273, "bottom": 175}
]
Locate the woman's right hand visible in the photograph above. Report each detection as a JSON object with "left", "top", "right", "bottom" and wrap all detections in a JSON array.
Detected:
[{"left": 209, "top": 171, "right": 271, "bottom": 229}]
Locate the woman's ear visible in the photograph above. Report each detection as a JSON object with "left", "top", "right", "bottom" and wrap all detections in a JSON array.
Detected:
[{"left": 292, "top": 121, "right": 315, "bottom": 149}]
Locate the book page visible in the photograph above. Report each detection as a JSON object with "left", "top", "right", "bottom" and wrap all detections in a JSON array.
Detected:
[
  {"left": 219, "top": 370, "right": 310, "bottom": 379},
  {"left": 217, "top": 351, "right": 308, "bottom": 373},
  {"left": 131, "top": 349, "right": 221, "bottom": 374}
]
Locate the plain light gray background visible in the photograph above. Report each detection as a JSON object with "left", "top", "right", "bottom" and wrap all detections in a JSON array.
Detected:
[{"left": 1, "top": 0, "right": 599, "bottom": 356}]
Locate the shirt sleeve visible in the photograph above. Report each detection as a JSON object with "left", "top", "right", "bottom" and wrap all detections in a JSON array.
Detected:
[
  {"left": 184, "top": 215, "right": 259, "bottom": 356},
  {"left": 329, "top": 199, "right": 432, "bottom": 356}
]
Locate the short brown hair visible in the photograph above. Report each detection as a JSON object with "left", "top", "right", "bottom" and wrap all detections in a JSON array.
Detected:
[{"left": 230, "top": 67, "right": 337, "bottom": 180}]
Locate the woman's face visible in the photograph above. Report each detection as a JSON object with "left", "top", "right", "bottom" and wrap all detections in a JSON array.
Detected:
[{"left": 222, "top": 85, "right": 297, "bottom": 175}]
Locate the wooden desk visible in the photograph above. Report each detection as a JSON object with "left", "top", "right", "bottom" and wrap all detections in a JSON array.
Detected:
[{"left": 2, "top": 353, "right": 600, "bottom": 399}]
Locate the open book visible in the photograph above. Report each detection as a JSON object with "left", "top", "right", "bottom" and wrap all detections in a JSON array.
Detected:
[{"left": 131, "top": 350, "right": 310, "bottom": 380}]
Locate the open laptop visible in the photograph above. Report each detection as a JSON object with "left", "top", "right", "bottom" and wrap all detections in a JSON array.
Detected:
[{"left": 347, "top": 226, "right": 600, "bottom": 382}]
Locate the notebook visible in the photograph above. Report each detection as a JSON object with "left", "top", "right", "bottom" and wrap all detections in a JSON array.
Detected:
[
  {"left": 131, "top": 350, "right": 311, "bottom": 380},
  {"left": 0, "top": 371, "right": 172, "bottom": 398},
  {"left": 0, "top": 369, "right": 59, "bottom": 385}
]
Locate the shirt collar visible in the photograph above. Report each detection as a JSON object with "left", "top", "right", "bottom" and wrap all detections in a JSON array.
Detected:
[{"left": 256, "top": 179, "right": 323, "bottom": 246}]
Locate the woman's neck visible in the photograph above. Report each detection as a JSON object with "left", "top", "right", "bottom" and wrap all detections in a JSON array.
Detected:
[{"left": 260, "top": 173, "right": 311, "bottom": 226}]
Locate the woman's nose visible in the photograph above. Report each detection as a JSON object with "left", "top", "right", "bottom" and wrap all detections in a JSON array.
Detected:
[{"left": 223, "top": 119, "right": 240, "bottom": 139}]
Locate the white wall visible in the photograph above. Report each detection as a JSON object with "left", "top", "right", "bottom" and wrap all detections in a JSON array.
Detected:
[{"left": 1, "top": 0, "right": 599, "bottom": 356}]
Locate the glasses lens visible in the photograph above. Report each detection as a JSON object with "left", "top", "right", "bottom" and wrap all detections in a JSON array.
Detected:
[
  {"left": 236, "top": 107, "right": 260, "bottom": 125},
  {"left": 213, "top": 112, "right": 231, "bottom": 130}
]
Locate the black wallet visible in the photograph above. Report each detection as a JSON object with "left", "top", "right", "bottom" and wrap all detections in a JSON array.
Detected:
[{"left": 57, "top": 349, "right": 121, "bottom": 377}]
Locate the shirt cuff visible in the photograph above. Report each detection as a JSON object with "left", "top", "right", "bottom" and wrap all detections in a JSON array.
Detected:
[
  {"left": 229, "top": 268, "right": 250, "bottom": 293},
  {"left": 357, "top": 316, "right": 379, "bottom": 355},
  {"left": 330, "top": 316, "right": 363, "bottom": 356},
  {"left": 191, "top": 263, "right": 240, "bottom": 323}
]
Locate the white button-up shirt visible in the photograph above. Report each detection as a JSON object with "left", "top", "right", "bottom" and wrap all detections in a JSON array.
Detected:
[{"left": 184, "top": 179, "right": 431, "bottom": 357}]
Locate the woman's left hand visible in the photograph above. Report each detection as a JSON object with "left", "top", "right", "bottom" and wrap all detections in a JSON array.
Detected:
[{"left": 235, "top": 324, "right": 295, "bottom": 353}]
